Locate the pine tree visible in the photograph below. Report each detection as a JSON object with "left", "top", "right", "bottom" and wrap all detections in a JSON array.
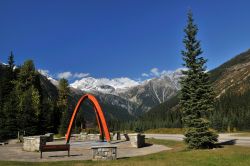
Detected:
[
  {"left": 180, "top": 11, "right": 218, "bottom": 149},
  {"left": 57, "top": 78, "right": 70, "bottom": 135}
]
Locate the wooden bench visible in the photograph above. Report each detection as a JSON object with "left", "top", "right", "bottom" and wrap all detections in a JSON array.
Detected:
[{"left": 40, "top": 144, "right": 70, "bottom": 158}]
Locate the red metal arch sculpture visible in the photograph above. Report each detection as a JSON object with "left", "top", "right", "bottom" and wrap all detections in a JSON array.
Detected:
[{"left": 65, "top": 94, "right": 111, "bottom": 143}]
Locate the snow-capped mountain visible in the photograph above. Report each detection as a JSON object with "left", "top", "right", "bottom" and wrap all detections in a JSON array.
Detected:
[
  {"left": 0, "top": 62, "right": 18, "bottom": 70},
  {"left": 117, "top": 69, "right": 183, "bottom": 112},
  {"left": 39, "top": 68, "right": 183, "bottom": 114},
  {"left": 69, "top": 69, "right": 183, "bottom": 112},
  {"left": 71, "top": 77, "right": 140, "bottom": 94},
  {"left": 0, "top": 62, "right": 8, "bottom": 66},
  {"left": 71, "top": 69, "right": 183, "bottom": 95}
]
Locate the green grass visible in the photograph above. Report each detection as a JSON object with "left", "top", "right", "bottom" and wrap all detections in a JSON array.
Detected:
[
  {"left": 144, "top": 128, "right": 184, "bottom": 134},
  {"left": 1, "top": 139, "right": 250, "bottom": 166}
]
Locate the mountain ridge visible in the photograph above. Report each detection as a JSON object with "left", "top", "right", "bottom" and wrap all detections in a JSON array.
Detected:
[{"left": 40, "top": 68, "right": 184, "bottom": 114}]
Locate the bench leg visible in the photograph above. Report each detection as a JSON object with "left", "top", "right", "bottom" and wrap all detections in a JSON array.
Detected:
[
  {"left": 40, "top": 151, "right": 42, "bottom": 159},
  {"left": 68, "top": 150, "right": 70, "bottom": 157}
]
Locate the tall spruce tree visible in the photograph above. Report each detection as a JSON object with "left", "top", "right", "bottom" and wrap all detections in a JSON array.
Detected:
[
  {"left": 180, "top": 11, "right": 218, "bottom": 149},
  {"left": 58, "top": 78, "right": 70, "bottom": 135},
  {"left": 4, "top": 52, "right": 18, "bottom": 139}
]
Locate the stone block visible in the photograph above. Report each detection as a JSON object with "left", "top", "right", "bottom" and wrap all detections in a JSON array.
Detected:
[
  {"left": 128, "top": 133, "right": 145, "bottom": 148},
  {"left": 76, "top": 133, "right": 101, "bottom": 141},
  {"left": 23, "top": 136, "right": 47, "bottom": 152},
  {"left": 91, "top": 145, "right": 117, "bottom": 160}
]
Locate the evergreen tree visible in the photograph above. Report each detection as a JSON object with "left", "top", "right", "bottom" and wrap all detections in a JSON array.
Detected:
[
  {"left": 15, "top": 60, "right": 40, "bottom": 90},
  {"left": 8, "top": 51, "right": 15, "bottom": 72},
  {"left": 0, "top": 52, "right": 16, "bottom": 111},
  {"left": 57, "top": 78, "right": 70, "bottom": 135},
  {"left": 50, "top": 100, "right": 61, "bottom": 133},
  {"left": 0, "top": 53, "right": 76, "bottom": 139},
  {"left": 0, "top": 53, "right": 17, "bottom": 140},
  {"left": 2, "top": 90, "right": 18, "bottom": 139},
  {"left": 0, "top": 64, "right": 7, "bottom": 138},
  {"left": 15, "top": 60, "right": 42, "bottom": 135},
  {"left": 180, "top": 11, "right": 218, "bottom": 149},
  {"left": 40, "top": 99, "right": 60, "bottom": 134},
  {"left": 76, "top": 111, "right": 86, "bottom": 132}
]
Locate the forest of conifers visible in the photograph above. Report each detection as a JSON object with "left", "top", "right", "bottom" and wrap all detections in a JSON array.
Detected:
[
  {"left": 0, "top": 54, "right": 77, "bottom": 141},
  {"left": 2, "top": 53, "right": 250, "bottom": 141}
]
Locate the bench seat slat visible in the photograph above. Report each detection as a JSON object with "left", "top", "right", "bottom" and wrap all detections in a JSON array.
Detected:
[
  {"left": 41, "top": 144, "right": 69, "bottom": 151},
  {"left": 40, "top": 144, "right": 70, "bottom": 158}
]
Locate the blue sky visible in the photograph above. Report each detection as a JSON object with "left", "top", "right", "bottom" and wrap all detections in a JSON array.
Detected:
[{"left": 1, "top": 0, "right": 250, "bottom": 81}]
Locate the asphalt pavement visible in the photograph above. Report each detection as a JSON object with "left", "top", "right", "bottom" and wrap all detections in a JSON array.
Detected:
[{"left": 145, "top": 133, "right": 250, "bottom": 147}]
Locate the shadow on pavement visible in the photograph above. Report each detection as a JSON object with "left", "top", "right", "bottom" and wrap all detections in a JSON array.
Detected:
[{"left": 215, "top": 139, "right": 237, "bottom": 148}]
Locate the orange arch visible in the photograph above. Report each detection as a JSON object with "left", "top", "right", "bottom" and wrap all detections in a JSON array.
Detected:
[{"left": 65, "top": 94, "right": 111, "bottom": 143}]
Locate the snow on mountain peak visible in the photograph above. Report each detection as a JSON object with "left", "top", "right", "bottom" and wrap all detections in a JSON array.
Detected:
[
  {"left": 38, "top": 67, "right": 185, "bottom": 94},
  {"left": 1, "top": 62, "right": 8, "bottom": 66},
  {"left": 70, "top": 77, "right": 140, "bottom": 93},
  {"left": 38, "top": 69, "right": 59, "bottom": 86}
]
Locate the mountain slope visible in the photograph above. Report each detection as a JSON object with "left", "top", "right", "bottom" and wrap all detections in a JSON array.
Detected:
[
  {"left": 210, "top": 49, "right": 250, "bottom": 97},
  {"left": 39, "top": 74, "right": 134, "bottom": 125},
  {"left": 142, "top": 49, "right": 250, "bottom": 131},
  {"left": 68, "top": 69, "right": 183, "bottom": 114},
  {"left": 118, "top": 72, "right": 181, "bottom": 113}
]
